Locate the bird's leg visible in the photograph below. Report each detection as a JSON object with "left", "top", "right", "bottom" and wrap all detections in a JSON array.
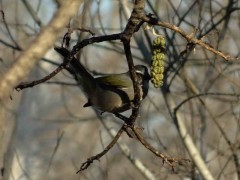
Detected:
[{"left": 114, "top": 113, "right": 131, "bottom": 124}]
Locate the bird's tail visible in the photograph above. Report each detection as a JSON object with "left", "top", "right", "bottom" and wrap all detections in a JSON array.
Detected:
[{"left": 54, "top": 47, "right": 96, "bottom": 94}]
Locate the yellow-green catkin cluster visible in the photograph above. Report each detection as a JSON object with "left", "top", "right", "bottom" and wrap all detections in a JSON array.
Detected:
[{"left": 151, "top": 36, "right": 166, "bottom": 88}]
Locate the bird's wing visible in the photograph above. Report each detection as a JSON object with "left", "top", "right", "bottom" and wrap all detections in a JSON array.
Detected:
[{"left": 96, "top": 74, "right": 132, "bottom": 89}]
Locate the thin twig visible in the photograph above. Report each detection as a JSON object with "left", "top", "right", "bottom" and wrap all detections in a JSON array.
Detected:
[
  {"left": 143, "top": 14, "right": 238, "bottom": 61},
  {"left": 15, "top": 63, "right": 66, "bottom": 91},
  {"left": 47, "top": 131, "right": 64, "bottom": 173},
  {"left": 108, "top": 128, "right": 157, "bottom": 180},
  {"left": 131, "top": 125, "right": 191, "bottom": 171},
  {"left": 21, "top": 0, "right": 43, "bottom": 27},
  {"left": 0, "top": 10, "right": 22, "bottom": 50},
  {"left": 76, "top": 125, "right": 125, "bottom": 173}
]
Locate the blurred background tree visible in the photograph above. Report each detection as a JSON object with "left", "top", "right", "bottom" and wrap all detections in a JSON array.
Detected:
[{"left": 0, "top": 0, "right": 239, "bottom": 179}]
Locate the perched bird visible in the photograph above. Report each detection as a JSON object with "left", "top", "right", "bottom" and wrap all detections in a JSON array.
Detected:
[{"left": 54, "top": 47, "right": 150, "bottom": 113}]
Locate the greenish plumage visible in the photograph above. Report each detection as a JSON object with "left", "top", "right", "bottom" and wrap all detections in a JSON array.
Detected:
[
  {"left": 54, "top": 47, "right": 150, "bottom": 113},
  {"left": 96, "top": 74, "right": 132, "bottom": 88}
]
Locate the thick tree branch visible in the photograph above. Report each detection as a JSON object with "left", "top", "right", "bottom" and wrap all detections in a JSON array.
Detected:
[
  {"left": 120, "top": 0, "right": 145, "bottom": 125},
  {"left": 1, "top": 1, "right": 84, "bottom": 179},
  {"left": 0, "top": 0, "right": 83, "bottom": 102}
]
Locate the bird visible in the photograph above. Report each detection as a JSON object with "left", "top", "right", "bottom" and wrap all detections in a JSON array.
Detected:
[{"left": 54, "top": 47, "right": 150, "bottom": 113}]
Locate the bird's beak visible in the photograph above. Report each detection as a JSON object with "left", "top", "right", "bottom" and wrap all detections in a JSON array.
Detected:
[{"left": 146, "top": 73, "right": 151, "bottom": 81}]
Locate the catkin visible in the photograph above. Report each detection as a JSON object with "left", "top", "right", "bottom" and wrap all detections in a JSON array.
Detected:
[{"left": 151, "top": 36, "right": 166, "bottom": 88}]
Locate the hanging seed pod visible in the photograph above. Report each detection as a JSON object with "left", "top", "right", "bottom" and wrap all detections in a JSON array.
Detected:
[{"left": 151, "top": 36, "right": 166, "bottom": 88}]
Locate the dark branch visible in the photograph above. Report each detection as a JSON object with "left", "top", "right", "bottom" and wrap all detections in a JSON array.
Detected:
[{"left": 76, "top": 125, "right": 125, "bottom": 173}]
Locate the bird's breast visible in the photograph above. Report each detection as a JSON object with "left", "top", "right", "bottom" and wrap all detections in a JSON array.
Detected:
[{"left": 89, "top": 86, "right": 134, "bottom": 113}]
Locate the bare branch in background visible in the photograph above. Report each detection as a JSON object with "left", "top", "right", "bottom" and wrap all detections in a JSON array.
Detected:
[{"left": 0, "top": 0, "right": 83, "bottom": 101}]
